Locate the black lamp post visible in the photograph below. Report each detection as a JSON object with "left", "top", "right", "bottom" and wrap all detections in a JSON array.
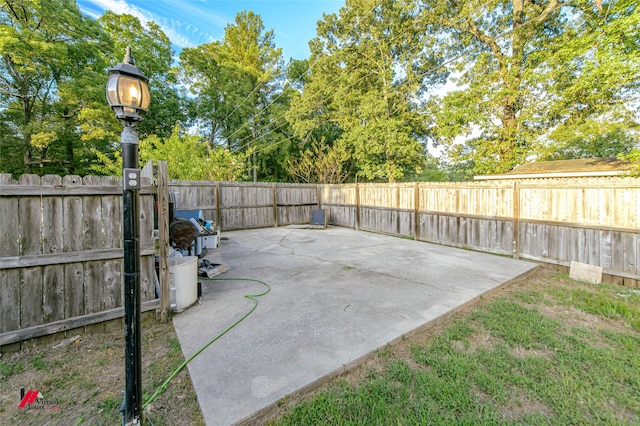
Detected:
[{"left": 106, "top": 46, "right": 150, "bottom": 425}]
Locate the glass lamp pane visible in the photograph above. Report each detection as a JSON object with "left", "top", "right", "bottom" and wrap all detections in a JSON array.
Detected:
[
  {"left": 118, "top": 76, "right": 141, "bottom": 108},
  {"left": 140, "top": 82, "right": 151, "bottom": 111},
  {"left": 106, "top": 76, "right": 120, "bottom": 106}
]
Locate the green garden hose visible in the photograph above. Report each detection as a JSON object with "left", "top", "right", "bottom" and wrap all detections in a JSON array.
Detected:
[{"left": 142, "top": 277, "right": 271, "bottom": 410}]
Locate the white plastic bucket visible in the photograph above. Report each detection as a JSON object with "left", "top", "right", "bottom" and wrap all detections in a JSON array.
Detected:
[{"left": 169, "top": 255, "right": 198, "bottom": 312}]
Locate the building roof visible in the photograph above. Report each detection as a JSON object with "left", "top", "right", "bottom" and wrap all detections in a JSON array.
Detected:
[{"left": 475, "top": 158, "right": 634, "bottom": 180}]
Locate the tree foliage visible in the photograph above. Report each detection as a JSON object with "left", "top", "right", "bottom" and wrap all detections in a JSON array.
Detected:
[
  {"left": 140, "top": 125, "right": 246, "bottom": 181},
  {"left": 0, "top": 0, "right": 111, "bottom": 175},
  {"left": 426, "top": 0, "right": 640, "bottom": 175},
  {"left": 92, "top": 125, "right": 247, "bottom": 181},
  {"left": 1, "top": 1, "right": 637, "bottom": 181},
  {"left": 99, "top": 11, "right": 184, "bottom": 139},
  {"left": 180, "top": 11, "right": 290, "bottom": 181},
  {"left": 85, "top": 12, "right": 186, "bottom": 176},
  {"left": 288, "top": 0, "right": 447, "bottom": 182}
]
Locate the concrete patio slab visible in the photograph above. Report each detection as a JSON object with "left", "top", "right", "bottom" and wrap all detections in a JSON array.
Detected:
[{"left": 171, "top": 226, "right": 537, "bottom": 425}]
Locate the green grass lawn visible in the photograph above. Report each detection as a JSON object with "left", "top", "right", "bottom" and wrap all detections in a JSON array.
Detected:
[
  {"left": 2, "top": 268, "right": 639, "bottom": 425},
  {"left": 268, "top": 270, "right": 640, "bottom": 425}
]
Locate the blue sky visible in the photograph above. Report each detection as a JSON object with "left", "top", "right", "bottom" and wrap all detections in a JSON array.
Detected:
[{"left": 77, "top": 0, "right": 344, "bottom": 60}]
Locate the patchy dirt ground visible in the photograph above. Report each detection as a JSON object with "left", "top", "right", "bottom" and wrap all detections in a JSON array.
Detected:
[{"left": 0, "top": 316, "right": 204, "bottom": 425}]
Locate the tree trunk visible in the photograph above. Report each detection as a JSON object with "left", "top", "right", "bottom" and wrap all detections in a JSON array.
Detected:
[
  {"left": 22, "top": 97, "right": 34, "bottom": 173},
  {"left": 498, "top": 0, "right": 526, "bottom": 172},
  {"left": 253, "top": 152, "right": 257, "bottom": 182}
]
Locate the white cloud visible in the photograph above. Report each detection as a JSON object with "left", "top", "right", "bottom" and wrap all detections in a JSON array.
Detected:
[
  {"left": 82, "top": 0, "right": 147, "bottom": 21},
  {"left": 79, "top": 0, "right": 226, "bottom": 49}
]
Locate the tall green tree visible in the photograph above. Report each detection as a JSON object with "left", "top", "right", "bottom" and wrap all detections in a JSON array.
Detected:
[
  {"left": 180, "top": 11, "right": 286, "bottom": 181},
  {"left": 288, "top": 0, "right": 446, "bottom": 182},
  {"left": 425, "top": 0, "right": 640, "bottom": 175},
  {"left": 0, "top": 0, "right": 111, "bottom": 176},
  {"left": 283, "top": 58, "right": 347, "bottom": 183}
]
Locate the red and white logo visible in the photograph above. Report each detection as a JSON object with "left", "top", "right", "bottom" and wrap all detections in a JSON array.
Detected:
[{"left": 18, "top": 389, "right": 43, "bottom": 408}]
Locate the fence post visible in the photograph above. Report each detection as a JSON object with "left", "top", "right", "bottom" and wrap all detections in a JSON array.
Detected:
[
  {"left": 157, "top": 161, "right": 171, "bottom": 321},
  {"left": 355, "top": 183, "right": 360, "bottom": 231},
  {"left": 215, "top": 182, "right": 221, "bottom": 229},
  {"left": 272, "top": 183, "right": 278, "bottom": 227},
  {"left": 512, "top": 181, "right": 520, "bottom": 259},
  {"left": 413, "top": 182, "right": 420, "bottom": 241}
]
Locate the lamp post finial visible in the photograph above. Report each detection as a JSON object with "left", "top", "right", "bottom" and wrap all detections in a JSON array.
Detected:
[{"left": 123, "top": 46, "right": 134, "bottom": 65}]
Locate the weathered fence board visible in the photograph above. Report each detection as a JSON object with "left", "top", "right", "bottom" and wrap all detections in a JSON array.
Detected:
[
  {"left": 62, "top": 177, "right": 84, "bottom": 252},
  {"left": 103, "top": 177, "right": 122, "bottom": 250},
  {"left": 21, "top": 267, "right": 43, "bottom": 328},
  {"left": 417, "top": 213, "right": 514, "bottom": 255},
  {"left": 319, "top": 184, "right": 357, "bottom": 228},
  {"left": 104, "top": 259, "right": 121, "bottom": 309},
  {"left": 1, "top": 171, "right": 160, "bottom": 348},
  {"left": 42, "top": 175, "right": 64, "bottom": 255},
  {"left": 518, "top": 223, "right": 639, "bottom": 279},
  {"left": 276, "top": 184, "right": 318, "bottom": 226},
  {"left": 518, "top": 178, "right": 640, "bottom": 228},
  {"left": 64, "top": 262, "right": 84, "bottom": 319},
  {"left": 20, "top": 175, "right": 43, "bottom": 255},
  {"left": 360, "top": 208, "right": 414, "bottom": 237},
  {"left": 169, "top": 181, "right": 218, "bottom": 221},
  {"left": 0, "top": 269, "right": 20, "bottom": 333},
  {"left": 325, "top": 205, "right": 356, "bottom": 228},
  {"left": 0, "top": 175, "right": 20, "bottom": 334},
  {"left": 222, "top": 184, "right": 270, "bottom": 229},
  {"left": 83, "top": 176, "right": 104, "bottom": 251},
  {"left": 43, "top": 265, "right": 64, "bottom": 323},
  {"left": 418, "top": 182, "right": 515, "bottom": 218},
  {"left": 84, "top": 261, "right": 104, "bottom": 314},
  {"left": 140, "top": 255, "right": 156, "bottom": 301},
  {"left": 356, "top": 184, "right": 415, "bottom": 236}
]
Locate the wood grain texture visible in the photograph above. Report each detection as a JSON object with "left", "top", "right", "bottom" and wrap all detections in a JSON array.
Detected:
[{"left": 2, "top": 175, "right": 638, "bottom": 346}]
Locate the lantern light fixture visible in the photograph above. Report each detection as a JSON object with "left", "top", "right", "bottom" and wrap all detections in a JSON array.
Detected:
[{"left": 106, "top": 46, "right": 150, "bottom": 124}]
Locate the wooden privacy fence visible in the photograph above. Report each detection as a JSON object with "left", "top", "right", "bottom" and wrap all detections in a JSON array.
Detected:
[
  {"left": 320, "top": 178, "right": 639, "bottom": 286},
  {"left": 2, "top": 173, "right": 638, "bottom": 348},
  {"left": 0, "top": 164, "right": 162, "bottom": 349},
  {"left": 165, "top": 177, "right": 639, "bottom": 284},
  {"left": 168, "top": 181, "right": 320, "bottom": 229}
]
